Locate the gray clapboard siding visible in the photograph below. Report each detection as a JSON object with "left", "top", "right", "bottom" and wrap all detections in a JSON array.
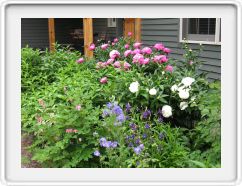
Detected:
[
  {"left": 141, "top": 18, "right": 221, "bottom": 81},
  {"left": 21, "top": 18, "right": 49, "bottom": 49}
]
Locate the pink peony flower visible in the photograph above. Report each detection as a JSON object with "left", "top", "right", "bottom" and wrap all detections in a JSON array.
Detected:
[
  {"left": 141, "top": 47, "right": 152, "bottom": 55},
  {"left": 113, "top": 38, "right": 119, "bottom": 43},
  {"left": 113, "top": 61, "right": 121, "bottom": 68},
  {"left": 165, "top": 65, "right": 173, "bottom": 73},
  {"left": 143, "top": 58, "right": 150, "bottom": 65},
  {"left": 133, "top": 42, "right": 142, "bottom": 49},
  {"left": 106, "top": 58, "right": 114, "bottom": 65},
  {"left": 76, "top": 57, "right": 84, "bottom": 64},
  {"left": 124, "top": 50, "right": 132, "bottom": 57},
  {"left": 100, "top": 77, "right": 108, "bottom": 84},
  {"left": 163, "top": 48, "right": 171, "bottom": 53},
  {"left": 154, "top": 43, "right": 164, "bottom": 51},
  {"left": 73, "top": 129, "right": 78, "bottom": 133},
  {"left": 66, "top": 129, "right": 73, "bottom": 133},
  {"left": 132, "top": 49, "right": 142, "bottom": 55},
  {"left": 160, "top": 55, "right": 168, "bottom": 63},
  {"left": 89, "top": 43, "right": 95, "bottom": 51},
  {"left": 125, "top": 44, "right": 130, "bottom": 49},
  {"left": 123, "top": 62, "right": 131, "bottom": 70},
  {"left": 189, "top": 61, "right": 193, "bottom": 65},
  {"left": 112, "top": 42, "right": 115, "bottom": 46},
  {"left": 109, "top": 50, "right": 120, "bottom": 59},
  {"left": 76, "top": 105, "right": 81, "bottom": 111},
  {"left": 133, "top": 53, "right": 144, "bottom": 64},
  {"left": 101, "top": 44, "right": 109, "bottom": 50},
  {"left": 153, "top": 55, "right": 168, "bottom": 63},
  {"left": 128, "top": 32, "right": 132, "bottom": 36}
]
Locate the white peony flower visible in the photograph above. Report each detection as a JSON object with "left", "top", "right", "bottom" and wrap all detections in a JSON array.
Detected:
[
  {"left": 129, "top": 81, "right": 139, "bottom": 93},
  {"left": 181, "top": 77, "right": 195, "bottom": 87},
  {"left": 179, "top": 89, "right": 190, "bottom": 99},
  {"left": 171, "top": 84, "right": 178, "bottom": 92},
  {"left": 162, "top": 105, "right": 172, "bottom": 118},
  {"left": 180, "top": 102, "right": 188, "bottom": 110},
  {"left": 149, "top": 88, "right": 157, "bottom": 95}
]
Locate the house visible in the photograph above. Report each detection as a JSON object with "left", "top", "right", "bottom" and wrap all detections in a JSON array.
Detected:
[{"left": 21, "top": 18, "right": 221, "bottom": 81}]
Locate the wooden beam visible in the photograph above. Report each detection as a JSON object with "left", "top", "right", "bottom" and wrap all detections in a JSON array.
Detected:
[
  {"left": 83, "top": 18, "right": 93, "bottom": 58},
  {"left": 135, "top": 18, "right": 141, "bottom": 42},
  {"left": 124, "top": 18, "right": 135, "bottom": 39},
  {"left": 48, "top": 18, "right": 55, "bottom": 52}
]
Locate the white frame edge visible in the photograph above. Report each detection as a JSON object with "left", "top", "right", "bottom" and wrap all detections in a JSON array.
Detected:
[{"left": 0, "top": 0, "right": 242, "bottom": 186}]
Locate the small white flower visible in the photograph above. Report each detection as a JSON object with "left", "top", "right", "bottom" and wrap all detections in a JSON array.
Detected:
[
  {"left": 191, "top": 96, "right": 196, "bottom": 101},
  {"left": 181, "top": 77, "right": 195, "bottom": 87},
  {"left": 149, "top": 88, "right": 157, "bottom": 95},
  {"left": 162, "top": 105, "right": 172, "bottom": 118},
  {"left": 179, "top": 89, "right": 190, "bottom": 99},
  {"left": 78, "top": 138, "right": 82, "bottom": 142},
  {"left": 162, "top": 71, "right": 165, "bottom": 75},
  {"left": 180, "top": 102, "right": 188, "bottom": 110},
  {"left": 93, "top": 131, "right": 98, "bottom": 136},
  {"left": 171, "top": 84, "right": 178, "bottom": 92},
  {"left": 129, "top": 81, "right": 139, "bottom": 93}
]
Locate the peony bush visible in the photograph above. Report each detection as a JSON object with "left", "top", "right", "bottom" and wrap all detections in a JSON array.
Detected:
[{"left": 21, "top": 33, "right": 221, "bottom": 168}]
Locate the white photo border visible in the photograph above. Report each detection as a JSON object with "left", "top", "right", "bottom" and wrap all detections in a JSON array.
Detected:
[{"left": 0, "top": 0, "right": 242, "bottom": 186}]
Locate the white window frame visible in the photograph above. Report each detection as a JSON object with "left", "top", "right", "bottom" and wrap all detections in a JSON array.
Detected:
[
  {"left": 179, "top": 18, "right": 221, "bottom": 45},
  {"left": 107, "top": 18, "right": 117, "bottom": 27}
]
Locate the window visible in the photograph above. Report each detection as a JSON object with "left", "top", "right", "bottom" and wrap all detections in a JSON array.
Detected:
[
  {"left": 107, "top": 18, "right": 116, "bottom": 27},
  {"left": 180, "top": 18, "right": 221, "bottom": 44}
]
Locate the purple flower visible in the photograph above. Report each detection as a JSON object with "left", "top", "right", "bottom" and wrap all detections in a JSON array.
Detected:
[
  {"left": 145, "top": 123, "right": 150, "bottom": 129},
  {"left": 106, "top": 102, "right": 113, "bottom": 109},
  {"left": 126, "top": 103, "right": 132, "bottom": 113},
  {"left": 111, "top": 141, "right": 118, "bottom": 148},
  {"left": 112, "top": 105, "right": 123, "bottom": 116},
  {"left": 134, "top": 146, "right": 142, "bottom": 155},
  {"left": 139, "top": 144, "right": 144, "bottom": 150},
  {"left": 158, "top": 116, "right": 164, "bottom": 123},
  {"left": 159, "top": 133, "right": 164, "bottom": 140},
  {"left": 129, "top": 123, "right": 137, "bottom": 131},
  {"left": 103, "top": 141, "right": 112, "bottom": 148},
  {"left": 93, "top": 150, "right": 100, "bottom": 157},
  {"left": 128, "top": 142, "right": 134, "bottom": 147},
  {"left": 135, "top": 138, "right": 141, "bottom": 144},
  {"left": 102, "top": 109, "right": 110, "bottom": 117},
  {"left": 142, "top": 133, "right": 147, "bottom": 139},
  {"left": 100, "top": 137, "right": 107, "bottom": 147},
  {"left": 116, "top": 114, "right": 125, "bottom": 123},
  {"left": 142, "top": 109, "right": 151, "bottom": 119},
  {"left": 131, "top": 134, "right": 135, "bottom": 139},
  {"left": 125, "top": 116, "right": 131, "bottom": 120}
]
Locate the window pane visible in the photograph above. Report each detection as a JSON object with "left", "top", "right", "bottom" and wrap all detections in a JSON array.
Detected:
[
  {"left": 188, "top": 18, "right": 198, "bottom": 34},
  {"left": 188, "top": 18, "right": 216, "bottom": 35}
]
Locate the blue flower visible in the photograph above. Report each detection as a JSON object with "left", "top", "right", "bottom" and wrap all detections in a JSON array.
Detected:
[
  {"left": 142, "top": 109, "right": 151, "bottom": 119},
  {"left": 135, "top": 138, "right": 141, "bottom": 144},
  {"left": 159, "top": 133, "right": 164, "bottom": 140},
  {"left": 133, "top": 146, "right": 142, "bottom": 155},
  {"left": 125, "top": 103, "right": 132, "bottom": 113},
  {"left": 111, "top": 141, "right": 118, "bottom": 148},
  {"left": 128, "top": 142, "right": 134, "bottom": 147},
  {"left": 116, "top": 114, "right": 125, "bottom": 123},
  {"left": 112, "top": 105, "right": 123, "bottom": 116},
  {"left": 139, "top": 144, "right": 144, "bottom": 150},
  {"left": 99, "top": 137, "right": 107, "bottom": 147},
  {"left": 93, "top": 150, "right": 100, "bottom": 157},
  {"left": 106, "top": 102, "right": 113, "bottom": 109},
  {"left": 102, "top": 109, "right": 110, "bottom": 117},
  {"left": 142, "top": 133, "right": 147, "bottom": 139},
  {"left": 144, "top": 123, "right": 150, "bottom": 129},
  {"left": 129, "top": 123, "right": 137, "bottom": 130},
  {"left": 158, "top": 116, "right": 164, "bottom": 123}
]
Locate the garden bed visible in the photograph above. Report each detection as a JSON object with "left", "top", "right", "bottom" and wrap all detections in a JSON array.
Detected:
[{"left": 21, "top": 34, "right": 221, "bottom": 168}]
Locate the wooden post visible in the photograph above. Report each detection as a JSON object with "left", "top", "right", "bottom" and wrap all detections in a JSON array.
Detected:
[
  {"left": 124, "top": 18, "right": 135, "bottom": 39},
  {"left": 135, "top": 18, "right": 141, "bottom": 42},
  {"left": 83, "top": 18, "right": 93, "bottom": 58},
  {"left": 48, "top": 18, "right": 55, "bottom": 52}
]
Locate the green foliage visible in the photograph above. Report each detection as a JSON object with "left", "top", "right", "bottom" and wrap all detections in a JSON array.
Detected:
[{"left": 21, "top": 36, "right": 221, "bottom": 168}]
